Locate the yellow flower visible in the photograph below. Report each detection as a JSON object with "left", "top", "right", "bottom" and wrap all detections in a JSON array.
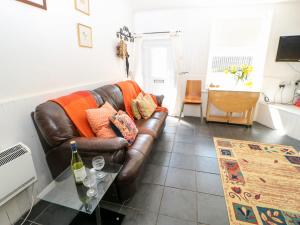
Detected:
[
  {"left": 230, "top": 65, "right": 237, "bottom": 73},
  {"left": 224, "top": 69, "right": 229, "bottom": 74},
  {"left": 244, "top": 81, "right": 253, "bottom": 87}
]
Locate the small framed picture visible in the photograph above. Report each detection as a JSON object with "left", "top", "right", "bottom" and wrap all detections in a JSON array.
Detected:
[
  {"left": 77, "top": 23, "right": 93, "bottom": 48},
  {"left": 74, "top": 0, "right": 90, "bottom": 15},
  {"left": 16, "top": 0, "right": 47, "bottom": 10}
]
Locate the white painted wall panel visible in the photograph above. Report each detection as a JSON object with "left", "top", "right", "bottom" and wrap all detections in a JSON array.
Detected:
[{"left": 0, "top": 0, "right": 133, "bottom": 223}]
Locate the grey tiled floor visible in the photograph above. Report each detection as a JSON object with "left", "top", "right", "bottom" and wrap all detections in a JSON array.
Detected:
[
  {"left": 107, "top": 116, "right": 300, "bottom": 225},
  {"left": 20, "top": 116, "right": 300, "bottom": 225}
]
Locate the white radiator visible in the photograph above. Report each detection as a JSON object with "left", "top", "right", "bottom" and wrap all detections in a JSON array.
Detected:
[{"left": 0, "top": 143, "right": 37, "bottom": 206}]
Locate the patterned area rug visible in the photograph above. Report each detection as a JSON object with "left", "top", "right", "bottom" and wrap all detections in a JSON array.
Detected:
[{"left": 213, "top": 138, "right": 300, "bottom": 225}]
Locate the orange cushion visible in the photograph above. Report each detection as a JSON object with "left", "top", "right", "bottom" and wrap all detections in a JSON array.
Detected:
[{"left": 86, "top": 102, "right": 117, "bottom": 138}]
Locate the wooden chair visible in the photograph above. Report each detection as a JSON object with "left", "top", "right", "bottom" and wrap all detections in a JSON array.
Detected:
[{"left": 180, "top": 80, "right": 203, "bottom": 120}]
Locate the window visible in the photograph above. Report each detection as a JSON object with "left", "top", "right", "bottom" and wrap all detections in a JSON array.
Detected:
[
  {"left": 206, "top": 14, "right": 272, "bottom": 91},
  {"left": 150, "top": 47, "right": 169, "bottom": 79},
  {"left": 211, "top": 56, "right": 253, "bottom": 73}
]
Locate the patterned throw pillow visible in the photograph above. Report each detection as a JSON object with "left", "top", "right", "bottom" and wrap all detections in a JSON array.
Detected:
[
  {"left": 131, "top": 93, "right": 144, "bottom": 120},
  {"left": 109, "top": 110, "right": 138, "bottom": 145},
  {"left": 86, "top": 102, "right": 117, "bottom": 138},
  {"left": 137, "top": 94, "right": 157, "bottom": 119},
  {"left": 144, "top": 94, "right": 157, "bottom": 109}
]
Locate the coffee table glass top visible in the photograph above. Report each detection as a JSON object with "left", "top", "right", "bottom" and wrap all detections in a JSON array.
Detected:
[{"left": 38, "top": 163, "right": 122, "bottom": 215}]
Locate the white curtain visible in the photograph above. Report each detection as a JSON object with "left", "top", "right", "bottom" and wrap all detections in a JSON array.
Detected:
[
  {"left": 131, "top": 37, "right": 144, "bottom": 87},
  {"left": 170, "top": 33, "right": 184, "bottom": 117}
]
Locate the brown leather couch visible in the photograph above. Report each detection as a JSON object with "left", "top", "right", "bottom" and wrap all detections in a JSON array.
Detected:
[{"left": 32, "top": 84, "right": 167, "bottom": 201}]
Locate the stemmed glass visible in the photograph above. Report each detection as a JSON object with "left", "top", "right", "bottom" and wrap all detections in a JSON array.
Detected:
[
  {"left": 92, "top": 156, "right": 106, "bottom": 180},
  {"left": 82, "top": 172, "right": 97, "bottom": 198}
]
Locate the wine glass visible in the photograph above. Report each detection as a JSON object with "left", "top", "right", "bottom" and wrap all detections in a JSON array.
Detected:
[
  {"left": 92, "top": 156, "right": 106, "bottom": 180},
  {"left": 83, "top": 174, "right": 97, "bottom": 198}
]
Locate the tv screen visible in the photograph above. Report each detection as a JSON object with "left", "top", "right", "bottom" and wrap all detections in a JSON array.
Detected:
[{"left": 276, "top": 36, "right": 300, "bottom": 62}]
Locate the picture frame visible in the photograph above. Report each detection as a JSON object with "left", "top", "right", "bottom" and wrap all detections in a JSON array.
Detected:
[
  {"left": 16, "top": 0, "right": 47, "bottom": 10},
  {"left": 77, "top": 23, "right": 93, "bottom": 48},
  {"left": 74, "top": 0, "right": 90, "bottom": 15}
]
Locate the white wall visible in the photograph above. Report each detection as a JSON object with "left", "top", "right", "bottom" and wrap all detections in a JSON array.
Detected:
[
  {"left": 0, "top": 0, "right": 132, "bottom": 224},
  {"left": 133, "top": 6, "right": 271, "bottom": 116},
  {"left": 262, "top": 2, "right": 300, "bottom": 104},
  {"left": 1, "top": 0, "right": 132, "bottom": 101},
  {"left": 256, "top": 2, "right": 300, "bottom": 141},
  {"left": 133, "top": 2, "right": 300, "bottom": 117}
]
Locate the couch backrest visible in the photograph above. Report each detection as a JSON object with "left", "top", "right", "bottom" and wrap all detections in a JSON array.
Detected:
[
  {"left": 33, "top": 91, "right": 103, "bottom": 151},
  {"left": 93, "top": 84, "right": 125, "bottom": 111}
]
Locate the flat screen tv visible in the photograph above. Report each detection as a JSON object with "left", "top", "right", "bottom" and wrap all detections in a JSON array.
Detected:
[{"left": 276, "top": 35, "right": 300, "bottom": 62}]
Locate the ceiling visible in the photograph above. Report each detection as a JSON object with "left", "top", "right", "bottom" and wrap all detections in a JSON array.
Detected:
[{"left": 128, "top": 0, "right": 298, "bottom": 12}]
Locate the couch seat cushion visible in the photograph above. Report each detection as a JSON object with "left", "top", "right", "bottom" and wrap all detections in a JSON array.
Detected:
[
  {"left": 152, "top": 111, "right": 168, "bottom": 122},
  {"left": 129, "top": 134, "right": 154, "bottom": 158},
  {"left": 135, "top": 118, "right": 165, "bottom": 138},
  {"left": 117, "top": 134, "right": 153, "bottom": 183}
]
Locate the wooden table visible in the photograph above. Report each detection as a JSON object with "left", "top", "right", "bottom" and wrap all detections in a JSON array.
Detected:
[{"left": 206, "top": 90, "right": 260, "bottom": 126}]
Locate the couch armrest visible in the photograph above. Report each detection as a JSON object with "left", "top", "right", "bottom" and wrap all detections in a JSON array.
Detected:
[
  {"left": 153, "top": 94, "right": 164, "bottom": 106},
  {"left": 48, "top": 137, "right": 127, "bottom": 178},
  {"left": 66, "top": 137, "right": 128, "bottom": 154}
]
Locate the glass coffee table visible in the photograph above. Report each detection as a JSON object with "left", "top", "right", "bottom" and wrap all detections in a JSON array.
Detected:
[{"left": 38, "top": 163, "right": 123, "bottom": 225}]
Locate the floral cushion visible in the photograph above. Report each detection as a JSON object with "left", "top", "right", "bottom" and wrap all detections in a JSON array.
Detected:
[
  {"left": 131, "top": 93, "right": 144, "bottom": 120},
  {"left": 109, "top": 110, "right": 138, "bottom": 145},
  {"left": 86, "top": 102, "right": 117, "bottom": 138},
  {"left": 136, "top": 94, "right": 157, "bottom": 119}
]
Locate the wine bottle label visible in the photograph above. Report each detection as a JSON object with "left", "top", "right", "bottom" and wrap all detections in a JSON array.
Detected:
[{"left": 74, "top": 167, "right": 87, "bottom": 182}]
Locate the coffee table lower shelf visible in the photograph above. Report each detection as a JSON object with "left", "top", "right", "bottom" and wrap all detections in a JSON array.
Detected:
[{"left": 70, "top": 206, "right": 125, "bottom": 225}]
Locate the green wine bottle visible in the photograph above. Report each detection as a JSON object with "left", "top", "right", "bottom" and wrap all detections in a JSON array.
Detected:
[{"left": 70, "top": 141, "right": 87, "bottom": 184}]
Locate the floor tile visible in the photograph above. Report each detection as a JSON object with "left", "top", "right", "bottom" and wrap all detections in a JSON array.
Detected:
[
  {"left": 120, "top": 207, "right": 157, "bottom": 225},
  {"left": 196, "top": 156, "right": 220, "bottom": 174},
  {"left": 175, "top": 134, "right": 199, "bottom": 144},
  {"left": 176, "top": 126, "right": 195, "bottom": 136},
  {"left": 157, "top": 215, "right": 197, "bottom": 225},
  {"left": 99, "top": 200, "right": 123, "bottom": 212},
  {"left": 158, "top": 133, "right": 175, "bottom": 143},
  {"left": 165, "top": 168, "right": 196, "bottom": 191},
  {"left": 153, "top": 141, "right": 174, "bottom": 152},
  {"left": 197, "top": 193, "right": 229, "bottom": 225},
  {"left": 195, "top": 136, "right": 215, "bottom": 150},
  {"left": 173, "top": 142, "right": 196, "bottom": 155},
  {"left": 194, "top": 139, "right": 217, "bottom": 158},
  {"left": 195, "top": 124, "right": 212, "bottom": 137},
  {"left": 160, "top": 187, "right": 197, "bottom": 222},
  {"left": 164, "top": 126, "right": 178, "bottom": 134},
  {"left": 34, "top": 203, "right": 78, "bottom": 225},
  {"left": 196, "top": 172, "right": 224, "bottom": 196},
  {"left": 179, "top": 117, "right": 202, "bottom": 127},
  {"left": 166, "top": 117, "right": 179, "bottom": 126},
  {"left": 149, "top": 152, "right": 171, "bottom": 166},
  {"left": 125, "top": 184, "right": 163, "bottom": 213},
  {"left": 31, "top": 222, "right": 43, "bottom": 225},
  {"left": 208, "top": 123, "right": 237, "bottom": 137},
  {"left": 142, "top": 164, "right": 168, "bottom": 185},
  {"left": 14, "top": 220, "right": 32, "bottom": 225},
  {"left": 21, "top": 200, "right": 51, "bottom": 221},
  {"left": 170, "top": 153, "right": 197, "bottom": 170}
]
